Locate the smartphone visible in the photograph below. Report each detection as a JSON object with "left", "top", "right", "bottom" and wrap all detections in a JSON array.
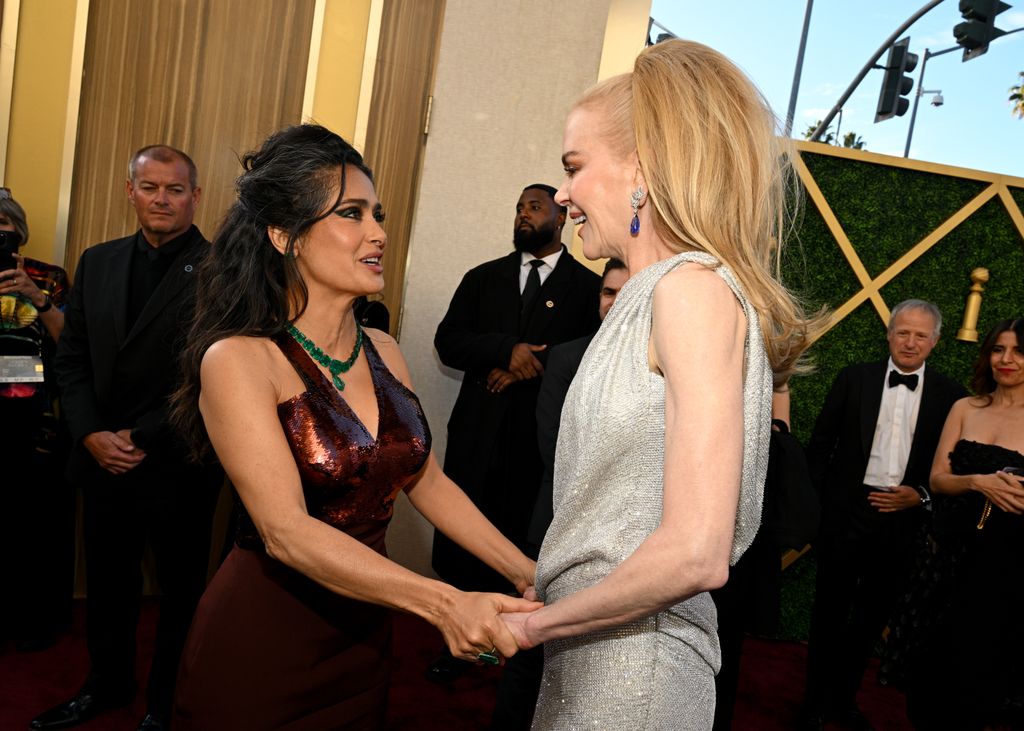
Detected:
[
  {"left": 1002, "top": 466, "right": 1024, "bottom": 476},
  {"left": 0, "top": 230, "right": 20, "bottom": 271}
]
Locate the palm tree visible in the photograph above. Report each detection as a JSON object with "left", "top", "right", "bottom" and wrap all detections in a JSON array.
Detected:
[
  {"left": 1010, "top": 72, "right": 1024, "bottom": 119},
  {"left": 842, "top": 132, "right": 865, "bottom": 150},
  {"left": 803, "top": 120, "right": 865, "bottom": 149},
  {"left": 803, "top": 120, "right": 835, "bottom": 145}
]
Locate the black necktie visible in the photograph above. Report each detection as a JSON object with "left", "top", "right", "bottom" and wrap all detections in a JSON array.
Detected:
[
  {"left": 888, "top": 370, "right": 919, "bottom": 391},
  {"left": 521, "top": 259, "right": 544, "bottom": 316}
]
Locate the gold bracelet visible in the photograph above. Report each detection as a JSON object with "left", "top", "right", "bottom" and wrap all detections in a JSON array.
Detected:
[{"left": 976, "top": 498, "right": 992, "bottom": 530}]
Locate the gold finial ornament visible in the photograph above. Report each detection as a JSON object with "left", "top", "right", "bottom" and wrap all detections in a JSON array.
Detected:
[{"left": 956, "top": 267, "right": 990, "bottom": 342}]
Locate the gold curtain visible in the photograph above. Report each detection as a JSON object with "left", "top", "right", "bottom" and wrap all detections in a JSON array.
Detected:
[
  {"left": 363, "top": 0, "right": 446, "bottom": 338},
  {"left": 65, "top": 0, "right": 315, "bottom": 276}
]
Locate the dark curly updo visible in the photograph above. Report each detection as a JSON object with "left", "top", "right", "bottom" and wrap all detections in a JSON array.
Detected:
[{"left": 172, "top": 124, "right": 373, "bottom": 458}]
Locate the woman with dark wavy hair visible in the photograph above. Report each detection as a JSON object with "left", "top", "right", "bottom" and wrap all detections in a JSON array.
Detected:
[
  {"left": 906, "top": 318, "right": 1024, "bottom": 730},
  {"left": 170, "top": 125, "right": 539, "bottom": 730}
]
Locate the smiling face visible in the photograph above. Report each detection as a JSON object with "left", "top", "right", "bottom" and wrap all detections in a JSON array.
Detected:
[
  {"left": 990, "top": 330, "right": 1024, "bottom": 388},
  {"left": 127, "top": 156, "right": 200, "bottom": 246},
  {"left": 294, "top": 165, "right": 387, "bottom": 299},
  {"left": 887, "top": 307, "right": 939, "bottom": 372},
  {"left": 555, "top": 106, "right": 636, "bottom": 261}
]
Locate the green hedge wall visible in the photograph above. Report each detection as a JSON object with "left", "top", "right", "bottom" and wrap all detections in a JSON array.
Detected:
[
  {"left": 774, "top": 151, "right": 1024, "bottom": 640},
  {"left": 785, "top": 152, "right": 1024, "bottom": 446}
]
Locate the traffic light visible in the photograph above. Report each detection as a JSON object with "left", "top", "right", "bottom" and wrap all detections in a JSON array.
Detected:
[
  {"left": 875, "top": 38, "right": 919, "bottom": 123},
  {"left": 954, "top": 0, "right": 1011, "bottom": 61}
]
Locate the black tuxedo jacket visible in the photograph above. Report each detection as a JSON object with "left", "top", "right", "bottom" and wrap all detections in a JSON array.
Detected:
[
  {"left": 435, "top": 247, "right": 600, "bottom": 489},
  {"left": 806, "top": 358, "right": 966, "bottom": 540},
  {"left": 56, "top": 226, "right": 209, "bottom": 479}
]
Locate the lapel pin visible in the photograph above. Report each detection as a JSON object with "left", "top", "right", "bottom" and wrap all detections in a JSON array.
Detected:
[
  {"left": 184, "top": 264, "right": 193, "bottom": 273},
  {"left": 545, "top": 300, "right": 554, "bottom": 308}
]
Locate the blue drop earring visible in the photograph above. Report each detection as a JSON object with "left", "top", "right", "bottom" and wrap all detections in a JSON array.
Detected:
[{"left": 629, "top": 185, "right": 644, "bottom": 236}]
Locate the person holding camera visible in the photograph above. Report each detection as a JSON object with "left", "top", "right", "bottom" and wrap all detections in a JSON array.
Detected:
[
  {"left": 0, "top": 188, "right": 73, "bottom": 651},
  {"left": 0, "top": 191, "right": 65, "bottom": 338}
]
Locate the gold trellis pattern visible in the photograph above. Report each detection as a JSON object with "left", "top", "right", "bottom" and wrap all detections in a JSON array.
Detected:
[{"left": 794, "top": 141, "right": 1024, "bottom": 339}]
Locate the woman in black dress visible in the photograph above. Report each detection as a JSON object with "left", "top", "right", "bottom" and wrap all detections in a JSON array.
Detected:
[
  {"left": 906, "top": 318, "right": 1024, "bottom": 730},
  {"left": 171, "top": 125, "right": 540, "bottom": 730}
]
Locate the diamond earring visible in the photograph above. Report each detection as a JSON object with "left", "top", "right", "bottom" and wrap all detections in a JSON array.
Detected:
[{"left": 629, "top": 185, "right": 644, "bottom": 236}]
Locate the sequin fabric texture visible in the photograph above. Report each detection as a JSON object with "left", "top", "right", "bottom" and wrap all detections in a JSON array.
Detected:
[
  {"left": 235, "top": 332, "right": 431, "bottom": 548},
  {"left": 533, "top": 252, "right": 772, "bottom": 729}
]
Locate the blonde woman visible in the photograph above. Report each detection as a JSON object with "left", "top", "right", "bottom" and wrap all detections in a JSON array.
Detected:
[{"left": 501, "top": 40, "right": 818, "bottom": 729}]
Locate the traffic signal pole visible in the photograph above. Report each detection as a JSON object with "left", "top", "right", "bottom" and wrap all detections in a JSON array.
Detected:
[
  {"left": 784, "top": 0, "right": 814, "bottom": 137},
  {"left": 903, "top": 45, "right": 958, "bottom": 158},
  {"left": 902, "top": 22, "right": 1023, "bottom": 157},
  {"left": 809, "top": 0, "right": 943, "bottom": 142}
]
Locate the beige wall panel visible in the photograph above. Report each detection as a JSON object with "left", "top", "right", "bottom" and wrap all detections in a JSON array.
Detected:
[
  {"left": 386, "top": 0, "right": 621, "bottom": 576},
  {"left": 65, "top": 0, "right": 315, "bottom": 275},
  {"left": 310, "top": 0, "right": 373, "bottom": 140},
  {"left": 4, "top": 0, "right": 80, "bottom": 264},
  {"left": 362, "top": 0, "right": 445, "bottom": 336},
  {"left": 190, "top": 1, "right": 315, "bottom": 235}
]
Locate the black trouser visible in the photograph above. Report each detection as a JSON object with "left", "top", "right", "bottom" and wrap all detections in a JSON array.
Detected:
[
  {"left": 805, "top": 492, "right": 917, "bottom": 713},
  {"left": 79, "top": 458, "right": 220, "bottom": 716},
  {"left": 433, "top": 404, "right": 543, "bottom": 594},
  {"left": 711, "top": 534, "right": 782, "bottom": 731},
  {"left": 2, "top": 395, "right": 75, "bottom": 641},
  {"left": 490, "top": 644, "right": 544, "bottom": 730}
]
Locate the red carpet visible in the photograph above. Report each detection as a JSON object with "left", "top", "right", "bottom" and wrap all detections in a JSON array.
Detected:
[{"left": 0, "top": 600, "right": 910, "bottom": 730}]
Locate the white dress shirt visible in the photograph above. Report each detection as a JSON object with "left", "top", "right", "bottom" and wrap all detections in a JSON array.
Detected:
[
  {"left": 519, "top": 247, "right": 564, "bottom": 293},
  {"left": 863, "top": 357, "right": 926, "bottom": 488}
]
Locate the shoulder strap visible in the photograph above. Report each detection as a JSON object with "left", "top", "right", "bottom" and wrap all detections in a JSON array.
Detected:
[{"left": 271, "top": 331, "right": 325, "bottom": 393}]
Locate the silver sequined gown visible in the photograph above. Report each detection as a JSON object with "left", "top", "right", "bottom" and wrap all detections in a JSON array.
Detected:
[{"left": 533, "top": 252, "right": 772, "bottom": 730}]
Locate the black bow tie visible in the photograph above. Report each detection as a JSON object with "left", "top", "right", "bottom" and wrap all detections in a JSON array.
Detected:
[{"left": 888, "top": 370, "right": 919, "bottom": 391}]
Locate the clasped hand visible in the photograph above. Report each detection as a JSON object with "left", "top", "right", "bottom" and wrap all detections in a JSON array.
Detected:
[
  {"left": 976, "top": 471, "right": 1024, "bottom": 514},
  {"left": 486, "top": 342, "right": 546, "bottom": 394},
  {"left": 866, "top": 485, "right": 920, "bottom": 513},
  {"left": 83, "top": 429, "right": 146, "bottom": 474},
  {"left": 439, "top": 591, "right": 542, "bottom": 664}
]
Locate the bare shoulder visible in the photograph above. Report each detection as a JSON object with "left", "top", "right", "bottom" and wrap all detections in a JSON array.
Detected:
[
  {"left": 957, "top": 395, "right": 989, "bottom": 413},
  {"left": 201, "top": 336, "right": 281, "bottom": 394},
  {"left": 364, "top": 327, "right": 414, "bottom": 388},
  {"left": 203, "top": 335, "right": 275, "bottom": 369},
  {"left": 653, "top": 262, "right": 741, "bottom": 328},
  {"left": 649, "top": 262, "right": 744, "bottom": 376},
  {"left": 940, "top": 397, "right": 976, "bottom": 430}
]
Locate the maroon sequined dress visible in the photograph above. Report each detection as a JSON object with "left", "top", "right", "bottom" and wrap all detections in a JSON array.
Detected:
[{"left": 173, "top": 332, "right": 431, "bottom": 730}]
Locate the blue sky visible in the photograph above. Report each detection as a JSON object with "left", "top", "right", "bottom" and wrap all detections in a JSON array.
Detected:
[{"left": 649, "top": 0, "right": 1024, "bottom": 178}]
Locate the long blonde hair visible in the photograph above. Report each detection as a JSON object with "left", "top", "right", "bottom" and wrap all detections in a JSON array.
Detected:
[{"left": 577, "top": 39, "right": 824, "bottom": 382}]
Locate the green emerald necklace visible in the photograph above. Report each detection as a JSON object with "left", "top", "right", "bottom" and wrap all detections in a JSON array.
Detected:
[{"left": 287, "top": 322, "right": 363, "bottom": 392}]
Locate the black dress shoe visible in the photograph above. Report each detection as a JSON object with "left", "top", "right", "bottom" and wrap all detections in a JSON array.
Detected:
[
  {"left": 30, "top": 690, "right": 131, "bottom": 730},
  {"left": 425, "top": 652, "right": 468, "bottom": 684},
  {"left": 136, "top": 713, "right": 168, "bottom": 731}
]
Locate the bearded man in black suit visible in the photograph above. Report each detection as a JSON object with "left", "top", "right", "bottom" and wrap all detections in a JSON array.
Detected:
[
  {"left": 33, "top": 146, "right": 221, "bottom": 731},
  {"left": 427, "top": 184, "right": 600, "bottom": 681},
  {"left": 799, "top": 299, "right": 967, "bottom": 731}
]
